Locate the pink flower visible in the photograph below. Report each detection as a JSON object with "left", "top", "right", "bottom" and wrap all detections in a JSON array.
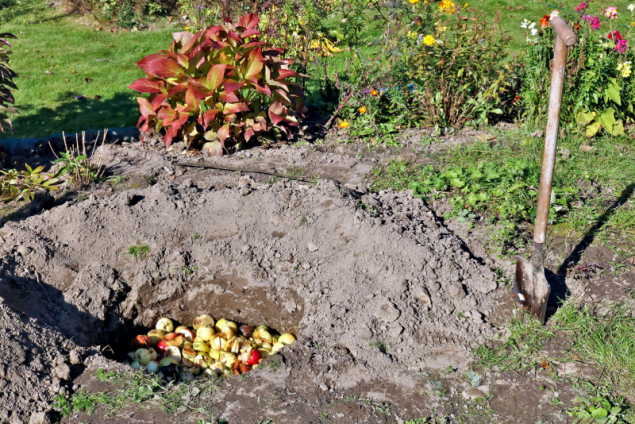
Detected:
[
  {"left": 583, "top": 15, "right": 600, "bottom": 29},
  {"left": 604, "top": 6, "right": 618, "bottom": 19},
  {"left": 575, "top": 2, "right": 586, "bottom": 12},
  {"left": 616, "top": 39, "right": 628, "bottom": 53}
]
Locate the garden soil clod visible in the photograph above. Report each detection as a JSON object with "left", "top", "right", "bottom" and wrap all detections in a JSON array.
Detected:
[{"left": 0, "top": 143, "right": 511, "bottom": 421}]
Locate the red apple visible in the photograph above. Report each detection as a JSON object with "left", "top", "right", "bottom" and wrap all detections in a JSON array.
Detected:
[
  {"left": 247, "top": 350, "right": 261, "bottom": 366},
  {"left": 132, "top": 335, "right": 151, "bottom": 349},
  {"left": 157, "top": 339, "right": 168, "bottom": 354},
  {"left": 164, "top": 332, "right": 178, "bottom": 341}
]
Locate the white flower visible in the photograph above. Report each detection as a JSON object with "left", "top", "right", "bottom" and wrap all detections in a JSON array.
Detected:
[
  {"left": 628, "top": 4, "right": 635, "bottom": 12},
  {"left": 529, "top": 22, "right": 536, "bottom": 29},
  {"left": 550, "top": 10, "right": 560, "bottom": 19},
  {"left": 341, "top": 18, "right": 347, "bottom": 23},
  {"left": 531, "top": 28, "right": 538, "bottom": 36},
  {"left": 520, "top": 19, "right": 530, "bottom": 28}
]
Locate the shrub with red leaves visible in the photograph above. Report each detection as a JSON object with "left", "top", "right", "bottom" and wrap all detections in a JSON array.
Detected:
[{"left": 129, "top": 13, "right": 305, "bottom": 155}]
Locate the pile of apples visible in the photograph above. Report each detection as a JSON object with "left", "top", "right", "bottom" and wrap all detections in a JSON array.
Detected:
[{"left": 128, "top": 315, "right": 296, "bottom": 382}]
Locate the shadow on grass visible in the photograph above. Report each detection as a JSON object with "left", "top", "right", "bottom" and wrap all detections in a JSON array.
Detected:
[
  {"left": 557, "top": 183, "right": 635, "bottom": 275},
  {"left": 4, "top": 91, "right": 139, "bottom": 140},
  {"left": 0, "top": 0, "right": 81, "bottom": 25}
]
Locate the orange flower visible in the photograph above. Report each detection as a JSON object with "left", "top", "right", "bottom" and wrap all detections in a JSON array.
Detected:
[
  {"left": 540, "top": 14, "right": 550, "bottom": 29},
  {"left": 370, "top": 89, "right": 379, "bottom": 96},
  {"left": 338, "top": 121, "right": 350, "bottom": 128},
  {"left": 359, "top": 106, "right": 367, "bottom": 114}
]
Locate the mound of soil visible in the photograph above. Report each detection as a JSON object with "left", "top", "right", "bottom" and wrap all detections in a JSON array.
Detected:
[{"left": 0, "top": 141, "right": 512, "bottom": 422}]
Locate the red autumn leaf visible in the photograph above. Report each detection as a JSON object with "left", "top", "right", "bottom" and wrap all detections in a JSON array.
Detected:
[
  {"left": 269, "top": 101, "right": 284, "bottom": 115},
  {"left": 168, "top": 82, "right": 188, "bottom": 95},
  {"left": 244, "top": 128, "right": 254, "bottom": 141},
  {"left": 218, "top": 124, "right": 231, "bottom": 143},
  {"left": 223, "top": 80, "right": 245, "bottom": 94},
  {"left": 137, "top": 115, "right": 150, "bottom": 132},
  {"left": 179, "top": 31, "right": 200, "bottom": 54},
  {"left": 137, "top": 97, "right": 155, "bottom": 118},
  {"left": 223, "top": 102, "right": 249, "bottom": 114},
  {"left": 185, "top": 86, "right": 198, "bottom": 109},
  {"left": 237, "top": 13, "right": 259, "bottom": 30},
  {"left": 220, "top": 91, "right": 240, "bottom": 103},
  {"left": 188, "top": 79, "right": 211, "bottom": 100},
  {"left": 176, "top": 53, "right": 189, "bottom": 68},
  {"left": 201, "top": 109, "right": 220, "bottom": 130},
  {"left": 173, "top": 31, "right": 196, "bottom": 45},
  {"left": 269, "top": 111, "right": 284, "bottom": 126},
  {"left": 145, "top": 57, "right": 184, "bottom": 78},
  {"left": 242, "top": 47, "right": 264, "bottom": 81},
  {"left": 206, "top": 64, "right": 226, "bottom": 91},
  {"left": 158, "top": 106, "right": 177, "bottom": 126},
  {"left": 252, "top": 82, "right": 271, "bottom": 97},
  {"left": 129, "top": 78, "right": 163, "bottom": 93},
  {"left": 136, "top": 54, "right": 165, "bottom": 74},
  {"left": 227, "top": 30, "right": 242, "bottom": 42},
  {"left": 151, "top": 94, "right": 168, "bottom": 111},
  {"left": 240, "top": 29, "right": 260, "bottom": 39},
  {"left": 275, "top": 69, "right": 297, "bottom": 80}
]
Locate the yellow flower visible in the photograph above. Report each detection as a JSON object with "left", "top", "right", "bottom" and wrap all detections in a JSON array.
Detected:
[
  {"left": 435, "top": 22, "right": 447, "bottom": 32},
  {"left": 439, "top": 0, "right": 456, "bottom": 14},
  {"left": 409, "top": 0, "right": 420, "bottom": 3},
  {"left": 423, "top": 35, "right": 436, "bottom": 46},
  {"left": 338, "top": 121, "right": 350, "bottom": 129},
  {"left": 407, "top": 31, "right": 418, "bottom": 39},
  {"left": 185, "top": 26, "right": 190, "bottom": 31},
  {"left": 359, "top": 106, "right": 367, "bottom": 114},
  {"left": 617, "top": 61, "right": 632, "bottom": 77},
  {"left": 371, "top": 89, "right": 379, "bottom": 96},
  {"left": 463, "top": 2, "right": 469, "bottom": 7}
]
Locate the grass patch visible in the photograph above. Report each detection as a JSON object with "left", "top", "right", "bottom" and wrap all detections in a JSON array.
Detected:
[
  {"left": 52, "top": 368, "right": 219, "bottom": 418},
  {"left": 372, "top": 129, "right": 635, "bottom": 252},
  {"left": 127, "top": 244, "right": 150, "bottom": 261},
  {"left": 476, "top": 301, "right": 635, "bottom": 405},
  {"left": 0, "top": 0, "right": 174, "bottom": 140}
]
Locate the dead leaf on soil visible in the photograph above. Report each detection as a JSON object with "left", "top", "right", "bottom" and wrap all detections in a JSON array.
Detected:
[
  {"left": 96, "top": 26, "right": 103, "bottom": 31},
  {"left": 65, "top": 79, "right": 69, "bottom": 82},
  {"left": 44, "top": 70, "right": 53, "bottom": 74},
  {"left": 580, "top": 145, "right": 595, "bottom": 152},
  {"left": 627, "top": 257, "right": 635, "bottom": 266},
  {"left": 477, "top": 134, "right": 495, "bottom": 142},
  {"left": 71, "top": 70, "right": 76, "bottom": 74},
  {"left": 108, "top": 44, "right": 115, "bottom": 47},
  {"left": 84, "top": 78, "right": 92, "bottom": 83},
  {"left": 538, "top": 359, "right": 550, "bottom": 369},
  {"left": 24, "top": 49, "right": 28, "bottom": 52},
  {"left": 94, "top": 95, "right": 102, "bottom": 99}
]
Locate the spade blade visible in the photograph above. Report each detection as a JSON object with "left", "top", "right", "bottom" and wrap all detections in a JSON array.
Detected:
[{"left": 512, "top": 257, "right": 550, "bottom": 324}]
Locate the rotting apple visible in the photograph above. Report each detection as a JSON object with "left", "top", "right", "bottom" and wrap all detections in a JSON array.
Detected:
[
  {"left": 132, "top": 335, "right": 151, "bottom": 349},
  {"left": 193, "top": 314, "right": 215, "bottom": 330},
  {"left": 247, "top": 350, "right": 261, "bottom": 366},
  {"left": 157, "top": 339, "right": 168, "bottom": 354},
  {"left": 155, "top": 317, "right": 174, "bottom": 332},
  {"left": 135, "top": 348, "right": 153, "bottom": 366},
  {"left": 147, "top": 329, "right": 166, "bottom": 346}
]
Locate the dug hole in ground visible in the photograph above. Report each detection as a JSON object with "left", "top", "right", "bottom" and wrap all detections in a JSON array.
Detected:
[{"left": 0, "top": 140, "right": 513, "bottom": 423}]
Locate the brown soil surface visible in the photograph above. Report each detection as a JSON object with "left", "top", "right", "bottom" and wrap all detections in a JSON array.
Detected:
[{"left": 0, "top": 132, "right": 631, "bottom": 424}]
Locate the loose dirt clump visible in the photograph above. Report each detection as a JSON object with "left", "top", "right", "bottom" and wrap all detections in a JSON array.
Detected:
[{"left": 0, "top": 141, "right": 512, "bottom": 421}]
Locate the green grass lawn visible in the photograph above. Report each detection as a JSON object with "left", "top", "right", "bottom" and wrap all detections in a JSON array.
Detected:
[
  {"left": 0, "top": 0, "right": 175, "bottom": 139},
  {"left": 1, "top": 0, "right": 635, "bottom": 139}
]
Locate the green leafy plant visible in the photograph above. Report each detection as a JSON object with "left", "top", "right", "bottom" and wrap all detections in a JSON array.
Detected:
[
  {"left": 403, "top": 9, "right": 516, "bottom": 129},
  {"left": 129, "top": 13, "right": 305, "bottom": 155},
  {"left": 53, "top": 132, "right": 106, "bottom": 187},
  {"left": 0, "top": 30, "right": 18, "bottom": 131},
  {"left": 518, "top": 6, "right": 635, "bottom": 136},
  {"left": 127, "top": 244, "right": 150, "bottom": 261},
  {"left": 0, "top": 164, "right": 60, "bottom": 202},
  {"left": 567, "top": 395, "right": 628, "bottom": 423}
]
